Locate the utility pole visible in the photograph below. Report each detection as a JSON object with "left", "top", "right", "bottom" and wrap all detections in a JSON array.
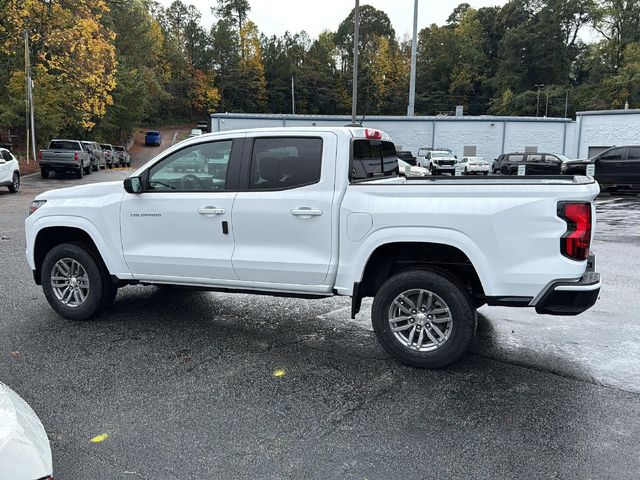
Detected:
[
  {"left": 24, "top": 29, "right": 35, "bottom": 164},
  {"left": 545, "top": 88, "right": 549, "bottom": 117},
  {"left": 291, "top": 75, "right": 295, "bottom": 115},
  {"left": 407, "top": 0, "right": 418, "bottom": 116},
  {"left": 535, "top": 84, "right": 544, "bottom": 117},
  {"left": 564, "top": 90, "right": 569, "bottom": 118},
  {"left": 351, "top": 0, "right": 360, "bottom": 124}
]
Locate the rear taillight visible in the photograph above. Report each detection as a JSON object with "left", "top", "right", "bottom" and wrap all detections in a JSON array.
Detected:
[
  {"left": 74, "top": 152, "right": 79, "bottom": 161},
  {"left": 37, "top": 151, "right": 42, "bottom": 161},
  {"left": 558, "top": 202, "right": 592, "bottom": 261}
]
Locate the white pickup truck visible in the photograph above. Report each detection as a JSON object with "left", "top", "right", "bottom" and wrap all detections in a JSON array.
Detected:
[{"left": 25, "top": 127, "right": 601, "bottom": 368}]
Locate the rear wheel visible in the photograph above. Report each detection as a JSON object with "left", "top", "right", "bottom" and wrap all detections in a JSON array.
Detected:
[
  {"left": 8, "top": 172, "right": 19, "bottom": 193},
  {"left": 84, "top": 164, "right": 92, "bottom": 175},
  {"left": 372, "top": 269, "right": 476, "bottom": 369},
  {"left": 76, "top": 167, "right": 84, "bottom": 179},
  {"left": 41, "top": 168, "right": 49, "bottom": 179},
  {"left": 41, "top": 243, "right": 112, "bottom": 321}
]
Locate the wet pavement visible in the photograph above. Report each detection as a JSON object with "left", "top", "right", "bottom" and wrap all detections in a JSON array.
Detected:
[{"left": 1, "top": 145, "right": 640, "bottom": 478}]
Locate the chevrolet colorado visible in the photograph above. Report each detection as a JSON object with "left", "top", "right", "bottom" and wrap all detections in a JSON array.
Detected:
[{"left": 25, "top": 127, "right": 601, "bottom": 368}]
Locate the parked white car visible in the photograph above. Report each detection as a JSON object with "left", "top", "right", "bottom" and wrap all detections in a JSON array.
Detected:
[
  {"left": 0, "top": 148, "right": 20, "bottom": 193},
  {"left": 189, "top": 129, "right": 203, "bottom": 138},
  {"left": 0, "top": 382, "right": 53, "bottom": 480},
  {"left": 25, "top": 127, "right": 601, "bottom": 368},
  {"left": 459, "top": 156, "right": 490, "bottom": 175}
]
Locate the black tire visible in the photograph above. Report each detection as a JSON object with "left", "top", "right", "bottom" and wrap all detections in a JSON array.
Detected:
[
  {"left": 371, "top": 269, "right": 476, "bottom": 369},
  {"left": 41, "top": 168, "right": 49, "bottom": 179},
  {"left": 8, "top": 172, "right": 19, "bottom": 193},
  {"left": 85, "top": 165, "right": 92, "bottom": 175},
  {"left": 76, "top": 167, "right": 84, "bottom": 179},
  {"left": 41, "top": 243, "right": 111, "bottom": 321}
]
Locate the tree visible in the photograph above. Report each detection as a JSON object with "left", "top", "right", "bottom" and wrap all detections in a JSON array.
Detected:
[
  {"left": 0, "top": 0, "right": 116, "bottom": 140},
  {"left": 334, "top": 5, "right": 395, "bottom": 69},
  {"left": 213, "top": 0, "right": 251, "bottom": 31},
  {"left": 233, "top": 21, "right": 266, "bottom": 112}
]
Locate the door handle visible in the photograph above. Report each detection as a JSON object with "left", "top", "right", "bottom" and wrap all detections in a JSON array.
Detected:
[
  {"left": 290, "top": 207, "right": 323, "bottom": 217},
  {"left": 198, "top": 206, "right": 225, "bottom": 215}
]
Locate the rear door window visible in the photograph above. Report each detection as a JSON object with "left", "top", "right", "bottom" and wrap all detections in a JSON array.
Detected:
[
  {"left": 249, "top": 137, "right": 322, "bottom": 190},
  {"left": 351, "top": 140, "right": 398, "bottom": 181},
  {"left": 627, "top": 147, "right": 640, "bottom": 160},
  {"left": 600, "top": 148, "right": 624, "bottom": 161}
]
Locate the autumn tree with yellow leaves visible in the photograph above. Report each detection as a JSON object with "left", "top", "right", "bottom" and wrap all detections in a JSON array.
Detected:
[{"left": 0, "top": 0, "right": 116, "bottom": 142}]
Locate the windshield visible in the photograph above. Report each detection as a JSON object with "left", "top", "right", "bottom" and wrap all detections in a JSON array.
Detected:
[
  {"left": 556, "top": 154, "right": 571, "bottom": 163},
  {"left": 100, "top": 144, "right": 111, "bottom": 150},
  {"left": 114, "top": 146, "right": 124, "bottom": 151}
]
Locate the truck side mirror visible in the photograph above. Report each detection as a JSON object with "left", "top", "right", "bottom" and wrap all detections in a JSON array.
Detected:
[{"left": 124, "top": 176, "right": 142, "bottom": 194}]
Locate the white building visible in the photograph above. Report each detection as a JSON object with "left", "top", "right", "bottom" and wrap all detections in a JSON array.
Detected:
[{"left": 210, "top": 109, "right": 640, "bottom": 160}]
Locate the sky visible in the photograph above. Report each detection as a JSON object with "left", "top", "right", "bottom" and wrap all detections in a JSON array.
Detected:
[{"left": 158, "top": 0, "right": 511, "bottom": 39}]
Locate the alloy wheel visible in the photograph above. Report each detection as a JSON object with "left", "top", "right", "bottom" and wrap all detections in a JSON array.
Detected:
[
  {"left": 51, "top": 258, "right": 90, "bottom": 308},
  {"left": 387, "top": 288, "right": 453, "bottom": 352}
]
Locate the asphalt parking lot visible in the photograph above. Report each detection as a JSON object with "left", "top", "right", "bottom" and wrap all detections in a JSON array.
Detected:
[{"left": 1, "top": 148, "right": 640, "bottom": 479}]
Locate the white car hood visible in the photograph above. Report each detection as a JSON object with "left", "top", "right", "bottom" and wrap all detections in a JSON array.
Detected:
[
  {"left": 36, "top": 180, "right": 124, "bottom": 201},
  {"left": 0, "top": 382, "right": 52, "bottom": 479}
]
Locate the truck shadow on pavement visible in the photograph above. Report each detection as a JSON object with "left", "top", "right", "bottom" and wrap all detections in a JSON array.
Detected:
[{"left": 8, "top": 286, "right": 640, "bottom": 479}]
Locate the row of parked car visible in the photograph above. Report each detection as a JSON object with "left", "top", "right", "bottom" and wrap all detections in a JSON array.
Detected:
[
  {"left": 38, "top": 139, "right": 130, "bottom": 179},
  {"left": 398, "top": 145, "right": 640, "bottom": 190}
]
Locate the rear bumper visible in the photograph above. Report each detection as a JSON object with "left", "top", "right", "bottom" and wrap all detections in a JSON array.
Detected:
[
  {"left": 533, "top": 270, "right": 601, "bottom": 316},
  {"left": 40, "top": 162, "right": 80, "bottom": 171}
]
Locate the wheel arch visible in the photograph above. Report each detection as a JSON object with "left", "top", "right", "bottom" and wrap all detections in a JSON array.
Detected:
[
  {"left": 30, "top": 220, "right": 122, "bottom": 285},
  {"left": 350, "top": 240, "right": 488, "bottom": 318}
]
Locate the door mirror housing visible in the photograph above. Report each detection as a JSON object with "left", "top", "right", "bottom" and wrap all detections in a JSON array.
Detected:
[{"left": 124, "top": 176, "right": 143, "bottom": 194}]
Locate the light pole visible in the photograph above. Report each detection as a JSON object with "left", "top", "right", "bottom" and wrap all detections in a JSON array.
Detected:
[
  {"left": 535, "top": 84, "right": 544, "bottom": 117},
  {"left": 407, "top": 0, "right": 418, "bottom": 116},
  {"left": 545, "top": 88, "right": 549, "bottom": 117},
  {"left": 351, "top": 0, "right": 360, "bottom": 124}
]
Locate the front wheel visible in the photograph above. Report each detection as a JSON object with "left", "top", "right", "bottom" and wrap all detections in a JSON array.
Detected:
[
  {"left": 76, "top": 167, "right": 84, "bottom": 179},
  {"left": 371, "top": 269, "right": 476, "bottom": 369},
  {"left": 8, "top": 172, "right": 19, "bottom": 193},
  {"left": 41, "top": 243, "right": 112, "bottom": 320}
]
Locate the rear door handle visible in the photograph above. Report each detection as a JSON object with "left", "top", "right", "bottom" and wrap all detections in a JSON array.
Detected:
[
  {"left": 290, "top": 207, "right": 323, "bottom": 217},
  {"left": 198, "top": 206, "right": 225, "bottom": 215}
]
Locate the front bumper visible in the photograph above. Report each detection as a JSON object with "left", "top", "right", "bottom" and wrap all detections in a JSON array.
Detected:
[
  {"left": 434, "top": 164, "right": 455, "bottom": 171},
  {"left": 534, "top": 256, "right": 601, "bottom": 315}
]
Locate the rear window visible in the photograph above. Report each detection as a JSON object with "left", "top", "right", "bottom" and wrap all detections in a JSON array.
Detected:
[
  {"left": 351, "top": 140, "right": 398, "bottom": 182},
  {"left": 49, "top": 140, "right": 80, "bottom": 150},
  {"left": 147, "top": 131, "right": 159, "bottom": 136}
]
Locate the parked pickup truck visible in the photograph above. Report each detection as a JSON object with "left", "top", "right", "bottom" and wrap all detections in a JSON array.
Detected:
[
  {"left": 25, "top": 127, "right": 602, "bottom": 368},
  {"left": 38, "top": 139, "right": 92, "bottom": 179}
]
